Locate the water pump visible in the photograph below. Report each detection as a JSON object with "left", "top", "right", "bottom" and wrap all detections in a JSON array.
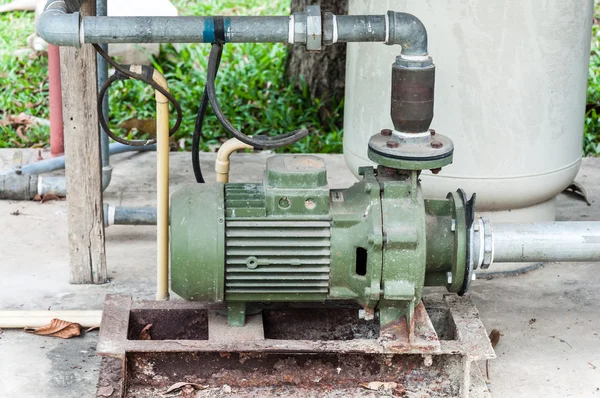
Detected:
[{"left": 170, "top": 53, "right": 492, "bottom": 335}]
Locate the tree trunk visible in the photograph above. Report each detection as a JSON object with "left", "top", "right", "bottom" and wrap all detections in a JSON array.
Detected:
[{"left": 287, "top": 0, "right": 348, "bottom": 117}]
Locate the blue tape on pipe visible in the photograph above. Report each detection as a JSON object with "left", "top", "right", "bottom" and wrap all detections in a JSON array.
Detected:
[{"left": 204, "top": 17, "right": 215, "bottom": 43}]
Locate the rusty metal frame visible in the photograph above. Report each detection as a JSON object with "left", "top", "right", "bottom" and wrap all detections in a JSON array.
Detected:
[{"left": 96, "top": 294, "right": 495, "bottom": 397}]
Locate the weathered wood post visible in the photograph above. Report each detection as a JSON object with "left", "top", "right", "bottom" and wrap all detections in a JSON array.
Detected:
[{"left": 59, "top": 0, "right": 108, "bottom": 284}]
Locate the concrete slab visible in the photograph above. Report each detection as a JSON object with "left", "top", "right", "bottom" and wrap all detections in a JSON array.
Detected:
[{"left": 0, "top": 150, "right": 599, "bottom": 397}]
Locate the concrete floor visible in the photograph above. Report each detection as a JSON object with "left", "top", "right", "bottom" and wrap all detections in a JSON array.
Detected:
[{"left": 0, "top": 150, "right": 599, "bottom": 398}]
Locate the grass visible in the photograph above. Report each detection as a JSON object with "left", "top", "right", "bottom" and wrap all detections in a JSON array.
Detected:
[
  {"left": 0, "top": 0, "right": 599, "bottom": 156},
  {"left": 0, "top": 6, "right": 49, "bottom": 148},
  {"left": 0, "top": 0, "right": 344, "bottom": 153}
]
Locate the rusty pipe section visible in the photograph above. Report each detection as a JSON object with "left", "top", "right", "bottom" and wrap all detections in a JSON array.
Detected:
[{"left": 37, "top": 1, "right": 429, "bottom": 56}]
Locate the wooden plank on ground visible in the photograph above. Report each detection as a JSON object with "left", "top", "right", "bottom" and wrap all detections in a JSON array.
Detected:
[{"left": 59, "top": 0, "right": 107, "bottom": 284}]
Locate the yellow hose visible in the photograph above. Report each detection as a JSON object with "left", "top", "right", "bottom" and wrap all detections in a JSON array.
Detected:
[
  {"left": 130, "top": 66, "right": 170, "bottom": 301},
  {"left": 215, "top": 138, "right": 253, "bottom": 183}
]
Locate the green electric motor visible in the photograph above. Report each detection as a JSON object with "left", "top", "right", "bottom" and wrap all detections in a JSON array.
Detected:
[{"left": 171, "top": 152, "right": 478, "bottom": 328}]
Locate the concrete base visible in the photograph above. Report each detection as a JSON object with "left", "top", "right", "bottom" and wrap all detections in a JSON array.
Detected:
[{"left": 0, "top": 150, "right": 599, "bottom": 397}]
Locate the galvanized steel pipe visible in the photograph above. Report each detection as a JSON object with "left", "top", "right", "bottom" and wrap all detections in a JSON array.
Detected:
[
  {"left": 81, "top": 16, "right": 290, "bottom": 44},
  {"left": 492, "top": 222, "right": 600, "bottom": 263},
  {"left": 38, "top": 1, "right": 430, "bottom": 56},
  {"left": 103, "top": 205, "right": 156, "bottom": 226}
]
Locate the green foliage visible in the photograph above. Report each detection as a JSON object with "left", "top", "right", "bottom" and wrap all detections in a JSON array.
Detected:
[
  {"left": 0, "top": 5, "right": 50, "bottom": 148},
  {"left": 585, "top": 3, "right": 600, "bottom": 156},
  {"left": 2, "top": 0, "right": 599, "bottom": 156},
  {"left": 0, "top": 0, "right": 343, "bottom": 153}
]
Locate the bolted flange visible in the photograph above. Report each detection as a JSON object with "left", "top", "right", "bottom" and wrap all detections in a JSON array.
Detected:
[{"left": 368, "top": 129, "right": 454, "bottom": 171}]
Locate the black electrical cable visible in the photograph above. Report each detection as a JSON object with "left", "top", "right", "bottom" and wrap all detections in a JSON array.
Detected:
[
  {"left": 192, "top": 43, "right": 309, "bottom": 183},
  {"left": 205, "top": 43, "right": 309, "bottom": 150},
  {"left": 93, "top": 43, "right": 183, "bottom": 147},
  {"left": 192, "top": 44, "right": 223, "bottom": 183}
]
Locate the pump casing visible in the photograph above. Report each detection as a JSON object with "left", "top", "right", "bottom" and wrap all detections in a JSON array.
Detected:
[{"left": 171, "top": 154, "right": 473, "bottom": 327}]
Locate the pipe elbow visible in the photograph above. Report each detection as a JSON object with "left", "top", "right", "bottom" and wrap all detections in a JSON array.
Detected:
[
  {"left": 37, "top": 1, "right": 81, "bottom": 47},
  {"left": 101, "top": 166, "right": 113, "bottom": 192},
  {"left": 215, "top": 138, "right": 254, "bottom": 183},
  {"left": 387, "top": 11, "right": 428, "bottom": 56}
]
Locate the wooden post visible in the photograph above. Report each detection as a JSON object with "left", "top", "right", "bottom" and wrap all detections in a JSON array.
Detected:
[{"left": 59, "top": 0, "right": 107, "bottom": 284}]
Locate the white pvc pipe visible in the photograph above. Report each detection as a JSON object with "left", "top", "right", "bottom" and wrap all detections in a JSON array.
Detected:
[{"left": 0, "top": 310, "right": 102, "bottom": 328}]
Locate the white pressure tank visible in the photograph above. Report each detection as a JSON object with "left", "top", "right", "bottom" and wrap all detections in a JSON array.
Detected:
[{"left": 345, "top": 0, "right": 593, "bottom": 230}]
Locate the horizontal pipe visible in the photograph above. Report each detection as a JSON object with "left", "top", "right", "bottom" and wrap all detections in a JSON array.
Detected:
[
  {"left": 493, "top": 222, "right": 600, "bottom": 263},
  {"left": 0, "top": 174, "right": 38, "bottom": 200},
  {"left": 12, "top": 143, "right": 156, "bottom": 176},
  {"left": 0, "top": 310, "right": 102, "bottom": 328},
  {"left": 82, "top": 16, "right": 290, "bottom": 44},
  {"left": 38, "top": 1, "right": 430, "bottom": 55},
  {"left": 0, "top": 144, "right": 156, "bottom": 199},
  {"left": 335, "top": 15, "right": 386, "bottom": 43},
  {"left": 104, "top": 204, "right": 156, "bottom": 226}
]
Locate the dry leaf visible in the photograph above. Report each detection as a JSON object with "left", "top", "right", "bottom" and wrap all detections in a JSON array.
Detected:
[
  {"left": 361, "top": 381, "right": 398, "bottom": 391},
  {"left": 489, "top": 329, "right": 501, "bottom": 348},
  {"left": 16, "top": 125, "right": 30, "bottom": 142},
  {"left": 0, "top": 113, "right": 48, "bottom": 129},
  {"left": 181, "top": 385, "right": 195, "bottom": 398},
  {"left": 165, "top": 382, "right": 208, "bottom": 394},
  {"left": 24, "top": 318, "right": 82, "bottom": 339},
  {"left": 40, "top": 193, "right": 61, "bottom": 204},
  {"left": 139, "top": 324, "right": 152, "bottom": 340},
  {"left": 85, "top": 326, "right": 100, "bottom": 333}
]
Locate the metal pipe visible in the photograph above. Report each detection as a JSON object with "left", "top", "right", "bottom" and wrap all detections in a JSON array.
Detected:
[
  {"left": 81, "top": 16, "right": 291, "bottom": 44},
  {"left": 96, "top": 0, "right": 109, "bottom": 169},
  {"left": 48, "top": 44, "right": 64, "bottom": 156},
  {"left": 492, "top": 222, "right": 600, "bottom": 263},
  {"left": 334, "top": 15, "right": 386, "bottom": 43},
  {"left": 215, "top": 138, "right": 253, "bottom": 183},
  {"left": 4, "top": 143, "right": 155, "bottom": 176},
  {"left": 37, "top": 0, "right": 81, "bottom": 47},
  {"left": 103, "top": 204, "right": 156, "bottom": 226},
  {"left": 386, "top": 12, "right": 428, "bottom": 56},
  {"left": 0, "top": 310, "right": 102, "bottom": 328},
  {"left": 38, "top": 2, "right": 430, "bottom": 56}
]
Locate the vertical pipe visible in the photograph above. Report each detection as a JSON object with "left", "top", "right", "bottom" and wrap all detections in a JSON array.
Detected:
[
  {"left": 151, "top": 68, "right": 171, "bottom": 301},
  {"left": 96, "top": 0, "right": 109, "bottom": 168},
  {"left": 48, "top": 44, "right": 64, "bottom": 156}
]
